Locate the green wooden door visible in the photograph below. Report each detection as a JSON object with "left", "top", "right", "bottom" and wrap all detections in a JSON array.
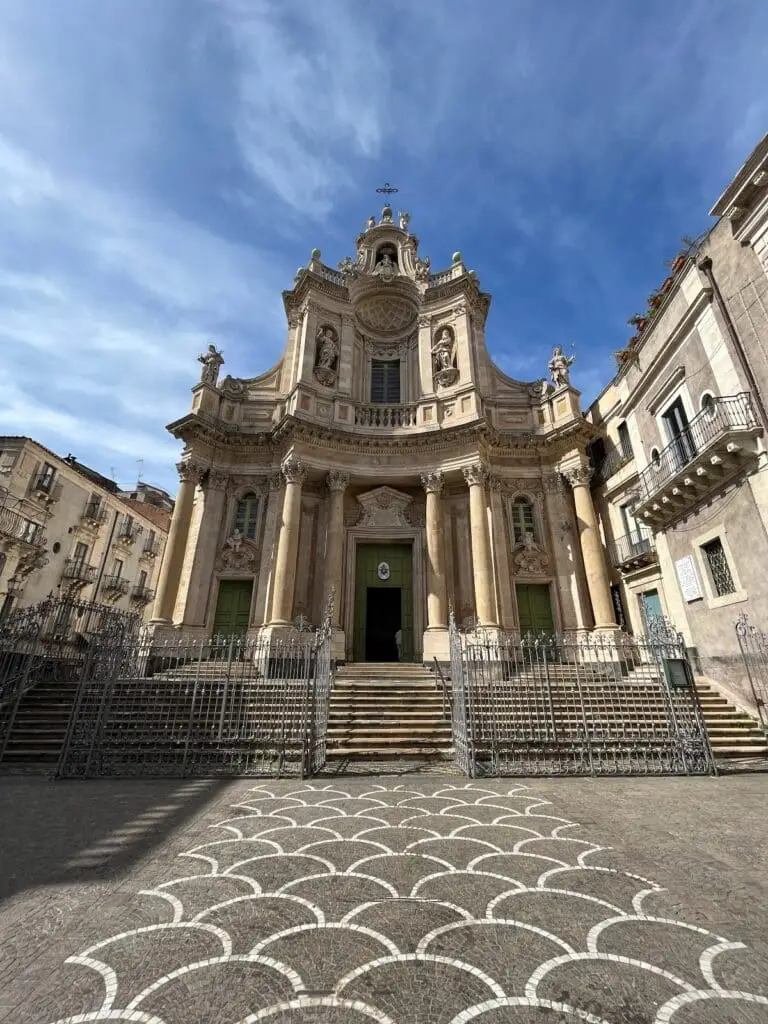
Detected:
[
  {"left": 354, "top": 543, "right": 414, "bottom": 662},
  {"left": 212, "top": 579, "right": 253, "bottom": 637},
  {"left": 516, "top": 583, "right": 555, "bottom": 636}
]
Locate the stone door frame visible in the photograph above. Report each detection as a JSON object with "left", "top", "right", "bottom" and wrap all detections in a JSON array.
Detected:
[{"left": 344, "top": 527, "right": 425, "bottom": 662}]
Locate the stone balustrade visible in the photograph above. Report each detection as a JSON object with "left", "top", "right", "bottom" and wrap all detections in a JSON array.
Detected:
[{"left": 354, "top": 403, "right": 419, "bottom": 428}]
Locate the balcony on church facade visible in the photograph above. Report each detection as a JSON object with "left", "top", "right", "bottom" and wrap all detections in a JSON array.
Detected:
[
  {"left": 633, "top": 393, "right": 762, "bottom": 528},
  {"left": 607, "top": 531, "right": 657, "bottom": 573}
]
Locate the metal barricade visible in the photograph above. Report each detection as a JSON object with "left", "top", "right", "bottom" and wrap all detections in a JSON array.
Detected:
[{"left": 448, "top": 617, "right": 714, "bottom": 777}]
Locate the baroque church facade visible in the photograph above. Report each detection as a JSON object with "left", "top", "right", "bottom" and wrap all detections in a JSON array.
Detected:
[{"left": 150, "top": 205, "right": 618, "bottom": 662}]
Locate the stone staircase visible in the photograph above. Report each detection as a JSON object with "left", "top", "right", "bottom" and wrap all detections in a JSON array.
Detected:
[
  {"left": 0, "top": 680, "right": 79, "bottom": 767},
  {"left": 326, "top": 663, "right": 453, "bottom": 759},
  {"left": 694, "top": 680, "right": 768, "bottom": 758}
]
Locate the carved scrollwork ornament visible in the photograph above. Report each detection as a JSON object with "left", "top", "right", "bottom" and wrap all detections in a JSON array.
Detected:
[
  {"left": 205, "top": 470, "right": 230, "bottom": 492},
  {"left": 420, "top": 471, "right": 445, "bottom": 495},
  {"left": 513, "top": 532, "right": 551, "bottom": 576},
  {"left": 326, "top": 470, "right": 350, "bottom": 493},
  {"left": 281, "top": 456, "right": 307, "bottom": 486}
]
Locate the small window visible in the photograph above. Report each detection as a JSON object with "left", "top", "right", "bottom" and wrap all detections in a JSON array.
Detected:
[
  {"left": 617, "top": 422, "right": 633, "bottom": 459},
  {"left": 235, "top": 492, "right": 261, "bottom": 540},
  {"left": 73, "top": 541, "right": 89, "bottom": 564},
  {"left": 138, "top": 569, "right": 148, "bottom": 589},
  {"left": 510, "top": 496, "right": 536, "bottom": 544},
  {"left": 22, "top": 520, "right": 42, "bottom": 544},
  {"left": 700, "top": 392, "right": 716, "bottom": 419},
  {"left": 651, "top": 447, "right": 661, "bottom": 469},
  {"left": 701, "top": 537, "right": 736, "bottom": 597},
  {"left": 112, "top": 558, "right": 124, "bottom": 577},
  {"left": 37, "top": 462, "right": 56, "bottom": 492},
  {"left": 370, "top": 360, "right": 401, "bottom": 404}
]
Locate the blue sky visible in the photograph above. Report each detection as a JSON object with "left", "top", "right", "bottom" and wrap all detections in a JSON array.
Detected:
[{"left": 1, "top": 1, "right": 767, "bottom": 494}]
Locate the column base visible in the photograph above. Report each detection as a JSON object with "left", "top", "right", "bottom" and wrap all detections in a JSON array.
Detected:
[{"left": 422, "top": 626, "right": 450, "bottom": 663}]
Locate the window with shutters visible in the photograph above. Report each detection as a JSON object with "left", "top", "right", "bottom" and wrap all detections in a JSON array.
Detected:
[
  {"left": 235, "top": 492, "right": 261, "bottom": 540},
  {"left": 509, "top": 496, "right": 536, "bottom": 544},
  {"left": 370, "top": 360, "right": 401, "bottom": 404}
]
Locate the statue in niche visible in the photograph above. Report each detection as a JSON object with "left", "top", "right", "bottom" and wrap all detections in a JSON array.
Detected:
[
  {"left": 414, "top": 255, "right": 431, "bottom": 282},
  {"left": 373, "top": 250, "right": 398, "bottom": 283},
  {"left": 399, "top": 211, "right": 410, "bottom": 231},
  {"left": 548, "top": 345, "right": 575, "bottom": 388},
  {"left": 314, "top": 325, "right": 339, "bottom": 387},
  {"left": 431, "top": 325, "right": 459, "bottom": 387},
  {"left": 197, "top": 344, "right": 224, "bottom": 386}
]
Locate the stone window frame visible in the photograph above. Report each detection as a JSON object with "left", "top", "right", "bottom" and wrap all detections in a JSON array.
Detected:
[
  {"left": 505, "top": 491, "right": 541, "bottom": 546},
  {"left": 691, "top": 524, "right": 748, "bottom": 610},
  {"left": 230, "top": 486, "right": 265, "bottom": 543}
]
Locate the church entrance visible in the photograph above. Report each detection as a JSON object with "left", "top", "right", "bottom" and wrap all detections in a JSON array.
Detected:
[
  {"left": 353, "top": 543, "right": 413, "bottom": 662},
  {"left": 212, "top": 579, "right": 253, "bottom": 636},
  {"left": 516, "top": 583, "right": 555, "bottom": 636}
]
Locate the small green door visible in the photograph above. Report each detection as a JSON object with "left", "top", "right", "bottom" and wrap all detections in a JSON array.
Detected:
[
  {"left": 516, "top": 583, "right": 555, "bottom": 636},
  {"left": 212, "top": 579, "right": 253, "bottom": 637},
  {"left": 354, "top": 543, "right": 414, "bottom": 662}
]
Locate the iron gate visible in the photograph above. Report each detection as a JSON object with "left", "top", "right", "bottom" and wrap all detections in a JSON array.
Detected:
[
  {"left": 0, "top": 597, "right": 139, "bottom": 761},
  {"left": 57, "top": 598, "right": 334, "bottom": 779},
  {"left": 735, "top": 613, "right": 768, "bottom": 727},
  {"left": 448, "top": 619, "right": 715, "bottom": 777}
]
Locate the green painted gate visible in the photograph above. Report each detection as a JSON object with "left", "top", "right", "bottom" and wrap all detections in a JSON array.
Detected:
[
  {"left": 212, "top": 579, "right": 253, "bottom": 636},
  {"left": 354, "top": 543, "right": 414, "bottom": 662},
  {"left": 516, "top": 583, "right": 555, "bottom": 635}
]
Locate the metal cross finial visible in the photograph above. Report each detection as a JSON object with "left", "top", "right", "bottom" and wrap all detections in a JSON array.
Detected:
[{"left": 376, "top": 182, "right": 399, "bottom": 200}]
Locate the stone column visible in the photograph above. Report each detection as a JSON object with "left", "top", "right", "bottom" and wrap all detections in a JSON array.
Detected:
[
  {"left": 563, "top": 464, "right": 617, "bottom": 629},
  {"left": 324, "top": 470, "right": 349, "bottom": 628},
  {"left": 178, "top": 469, "right": 229, "bottom": 626},
  {"left": 268, "top": 455, "right": 307, "bottom": 625},
  {"left": 421, "top": 471, "right": 448, "bottom": 629},
  {"left": 252, "top": 474, "right": 283, "bottom": 626},
  {"left": 151, "top": 460, "right": 204, "bottom": 624},
  {"left": 463, "top": 463, "right": 498, "bottom": 627}
]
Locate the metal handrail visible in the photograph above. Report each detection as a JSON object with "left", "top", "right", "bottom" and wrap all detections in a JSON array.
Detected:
[
  {"left": 0, "top": 507, "right": 45, "bottom": 547},
  {"left": 637, "top": 393, "right": 757, "bottom": 499},
  {"left": 608, "top": 531, "right": 656, "bottom": 568},
  {"left": 62, "top": 559, "right": 97, "bottom": 582},
  {"left": 102, "top": 574, "right": 129, "bottom": 594},
  {"left": 433, "top": 657, "right": 451, "bottom": 718}
]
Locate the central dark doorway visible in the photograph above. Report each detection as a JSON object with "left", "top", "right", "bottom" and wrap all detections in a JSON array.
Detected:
[{"left": 365, "top": 587, "right": 402, "bottom": 662}]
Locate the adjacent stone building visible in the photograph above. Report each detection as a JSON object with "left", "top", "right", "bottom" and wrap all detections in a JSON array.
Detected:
[
  {"left": 587, "top": 132, "right": 768, "bottom": 712},
  {"left": 0, "top": 438, "right": 171, "bottom": 619},
  {"left": 151, "top": 206, "right": 618, "bottom": 662}
]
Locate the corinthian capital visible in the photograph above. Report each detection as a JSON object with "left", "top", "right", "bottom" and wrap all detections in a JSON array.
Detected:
[
  {"left": 177, "top": 459, "right": 206, "bottom": 484},
  {"left": 462, "top": 462, "right": 489, "bottom": 488},
  {"left": 204, "top": 470, "right": 229, "bottom": 491},
  {"left": 281, "top": 455, "right": 307, "bottom": 486},
  {"left": 326, "top": 470, "right": 350, "bottom": 493},
  {"left": 420, "top": 471, "right": 445, "bottom": 495},
  {"left": 562, "top": 464, "right": 593, "bottom": 488}
]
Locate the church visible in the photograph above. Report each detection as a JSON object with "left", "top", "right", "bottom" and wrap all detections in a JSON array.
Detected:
[{"left": 149, "top": 204, "right": 618, "bottom": 663}]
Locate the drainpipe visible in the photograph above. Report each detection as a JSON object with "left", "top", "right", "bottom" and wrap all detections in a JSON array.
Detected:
[{"left": 696, "top": 255, "right": 768, "bottom": 432}]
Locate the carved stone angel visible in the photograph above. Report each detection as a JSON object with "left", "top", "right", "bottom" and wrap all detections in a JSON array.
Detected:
[{"left": 414, "top": 255, "right": 431, "bottom": 282}]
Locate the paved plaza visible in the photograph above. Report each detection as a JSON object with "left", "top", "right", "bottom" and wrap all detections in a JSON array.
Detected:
[{"left": 0, "top": 771, "right": 767, "bottom": 1023}]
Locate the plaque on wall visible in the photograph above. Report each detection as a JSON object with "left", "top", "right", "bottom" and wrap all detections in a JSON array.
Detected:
[
  {"left": 377, "top": 562, "right": 391, "bottom": 581},
  {"left": 674, "top": 555, "right": 703, "bottom": 602}
]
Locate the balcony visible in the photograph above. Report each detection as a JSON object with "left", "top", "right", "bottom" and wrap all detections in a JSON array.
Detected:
[
  {"left": 31, "top": 474, "right": 62, "bottom": 503},
  {"left": 354, "top": 403, "right": 418, "bottom": 428},
  {"left": 102, "top": 574, "right": 129, "bottom": 597},
  {"left": 0, "top": 507, "right": 46, "bottom": 549},
  {"left": 131, "top": 584, "right": 155, "bottom": 604},
  {"left": 593, "top": 446, "right": 634, "bottom": 486},
  {"left": 116, "top": 519, "right": 142, "bottom": 545},
  {"left": 634, "top": 393, "right": 762, "bottom": 527},
  {"left": 608, "top": 531, "right": 657, "bottom": 572},
  {"left": 62, "top": 559, "right": 97, "bottom": 584},
  {"left": 141, "top": 538, "right": 161, "bottom": 559},
  {"left": 81, "top": 500, "right": 107, "bottom": 526}
]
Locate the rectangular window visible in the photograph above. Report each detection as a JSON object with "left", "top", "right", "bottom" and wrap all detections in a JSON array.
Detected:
[
  {"left": 37, "top": 462, "right": 56, "bottom": 492},
  {"left": 370, "top": 360, "right": 401, "bottom": 404},
  {"left": 701, "top": 537, "right": 736, "bottom": 597},
  {"left": 22, "top": 520, "right": 42, "bottom": 544},
  {"left": 138, "top": 569, "right": 147, "bottom": 589},
  {"left": 73, "top": 541, "right": 89, "bottom": 564},
  {"left": 662, "top": 396, "right": 696, "bottom": 469},
  {"left": 113, "top": 558, "right": 124, "bottom": 577},
  {"left": 617, "top": 422, "right": 633, "bottom": 459}
]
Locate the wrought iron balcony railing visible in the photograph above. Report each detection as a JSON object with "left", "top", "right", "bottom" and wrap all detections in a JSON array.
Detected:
[
  {"left": 592, "top": 446, "right": 634, "bottom": 486},
  {"left": 81, "top": 500, "right": 107, "bottom": 525},
  {"left": 102, "top": 574, "right": 129, "bottom": 596},
  {"left": 0, "top": 507, "right": 46, "bottom": 548},
  {"left": 637, "top": 393, "right": 758, "bottom": 501},
  {"left": 354, "top": 403, "right": 418, "bottom": 428},
  {"left": 131, "top": 584, "right": 155, "bottom": 603},
  {"left": 607, "top": 531, "right": 657, "bottom": 570},
  {"left": 62, "top": 559, "right": 97, "bottom": 583},
  {"left": 142, "top": 539, "right": 161, "bottom": 558}
]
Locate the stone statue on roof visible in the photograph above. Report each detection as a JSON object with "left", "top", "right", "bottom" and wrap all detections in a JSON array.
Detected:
[{"left": 197, "top": 344, "right": 224, "bottom": 386}]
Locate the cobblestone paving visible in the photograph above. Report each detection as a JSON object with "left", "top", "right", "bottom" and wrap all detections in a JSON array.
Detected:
[{"left": 1, "top": 776, "right": 767, "bottom": 1023}]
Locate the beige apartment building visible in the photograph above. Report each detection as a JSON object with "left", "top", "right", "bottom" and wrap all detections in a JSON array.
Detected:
[
  {"left": 587, "top": 133, "right": 768, "bottom": 712},
  {"left": 150, "top": 205, "right": 621, "bottom": 662},
  {"left": 0, "top": 438, "right": 170, "bottom": 619}
]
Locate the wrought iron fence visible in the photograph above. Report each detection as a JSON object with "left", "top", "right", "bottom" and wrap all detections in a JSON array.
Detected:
[
  {"left": 448, "top": 616, "right": 714, "bottom": 777},
  {"left": 56, "top": 595, "right": 334, "bottom": 779},
  {"left": 0, "top": 597, "right": 140, "bottom": 761},
  {"left": 734, "top": 613, "right": 768, "bottom": 727}
]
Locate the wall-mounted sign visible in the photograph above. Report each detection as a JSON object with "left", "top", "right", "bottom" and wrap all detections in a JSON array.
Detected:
[
  {"left": 377, "top": 562, "right": 391, "bottom": 581},
  {"left": 674, "top": 555, "right": 703, "bottom": 602}
]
